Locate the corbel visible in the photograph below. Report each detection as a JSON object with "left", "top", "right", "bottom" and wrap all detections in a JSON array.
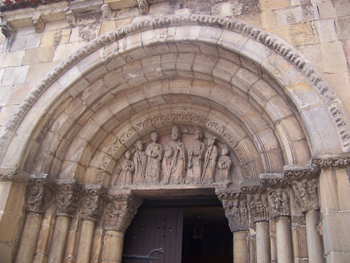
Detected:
[
  {"left": 101, "top": 4, "right": 112, "bottom": 21},
  {"left": 32, "top": 13, "right": 45, "bottom": 33},
  {"left": 0, "top": 20, "right": 13, "bottom": 38},
  {"left": 137, "top": 0, "right": 149, "bottom": 14},
  {"left": 66, "top": 9, "right": 77, "bottom": 27}
]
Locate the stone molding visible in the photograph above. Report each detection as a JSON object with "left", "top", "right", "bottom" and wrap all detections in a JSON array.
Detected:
[
  {"left": 103, "top": 191, "right": 143, "bottom": 232},
  {"left": 80, "top": 185, "right": 107, "bottom": 221},
  {"left": 0, "top": 168, "right": 29, "bottom": 183},
  {"left": 1, "top": 14, "right": 350, "bottom": 165},
  {"left": 311, "top": 154, "right": 350, "bottom": 170}
]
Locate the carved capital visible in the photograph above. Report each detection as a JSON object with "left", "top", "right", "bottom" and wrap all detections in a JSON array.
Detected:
[
  {"left": 268, "top": 188, "right": 290, "bottom": 218},
  {"left": 32, "top": 13, "right": 45, "bottom": 33},
  {"left": 312, "top": 154, "right": 350, "bottom": 171},
  {"left": 247, "top": 192, "right": 269, "bottom": 222},
  {"left": 26, "top": 175, "right": 53, "bottom": 214},
  {"left": 104, "top": 191, "right": 143, "bottom": 232},
  {"left": 0, "top": 20, "right": 12, "bottom": 38},
  {"left": 137, "top": 0, "right": 149, "bottom": 14},
  {"left": 292, "top": 178, "right": 319, "bottom": 213},
  {"left": 260, "top": 173, "right": 287, "bottom": 188},
  {"left": 101, "top": 4, "right": 112, "bottom": 21},
  {"left": 81, "top": 186, "right": 107, "bottom": 221},
  {"left": 216, "top": 190, "right": 249, "bottom": 232},
  {"left": 56, "top": 180, "right": 83, "bottom": 218},
  {"left": 240, "top": 180, "right": 264, "bottom": 195},
  {"left": 66, "top": 10, "right": 77, "bottom": 27}
]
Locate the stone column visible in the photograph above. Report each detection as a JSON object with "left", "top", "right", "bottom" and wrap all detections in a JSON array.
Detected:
[
  {"left": 217, "top": 190, "right": 249, "bottom": 263},
  {"left": 268, "top": 188, "right": 294, "bottom": 263},
  {"left": 76, "top": 186, "right": 106, "bottom": 263},
  {"left": 247, "top": 192, "right": 270, "bottom": 263},
  {"left": 15, "top": 176, "right": 51, "bottom": 263},
  {"left": 48, "top": 181, "right": 81, "bottom": 263},
  {"left": 292, "top": 178, "right": 324, "bottom": 263},
  {"left": 101, "top": 191, "right": 143, "bottom": 263}
]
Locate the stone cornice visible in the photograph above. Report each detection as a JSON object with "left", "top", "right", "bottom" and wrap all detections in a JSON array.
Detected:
[{"left": 311, "top": 154, "right": 350, "bottom": 170}]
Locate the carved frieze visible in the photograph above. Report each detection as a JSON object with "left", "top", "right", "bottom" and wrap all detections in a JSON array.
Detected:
[
  {"left": 217, "top": 191, "right": 249, "bottom": 232},
  {"left": 247, "top": 192, "right": 269, "bottom": 223},
  {"left": 292, "top": 179, "right": 319, "bottom": 213},
  {"left": 312, "top": 156, "right": 350, "bottom": 170},
  {"left": 104, "top": 192, "right": 143, "bottom": 232},
  {"left": 268, "top": 189, "right": 290, "bottom": 218},
  {"left": 56, "top": 181, "right": 83, "bottom": 218},
  {"left": 112, "top": 127, "right": 234, "bottom": 188},
  {"left": 81, "top": 186, "right": 107, "bottom": 221}
]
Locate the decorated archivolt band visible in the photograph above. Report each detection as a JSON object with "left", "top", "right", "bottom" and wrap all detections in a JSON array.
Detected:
[{"left": 1, "top": 14, "right": 350, "bottom": 163}]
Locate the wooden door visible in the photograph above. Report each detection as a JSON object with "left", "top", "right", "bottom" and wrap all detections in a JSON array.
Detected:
[{"left": 123, "top": 207, "right": 184, "bottom": 263}]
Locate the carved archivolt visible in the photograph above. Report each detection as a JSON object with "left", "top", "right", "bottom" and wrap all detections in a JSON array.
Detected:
[{"left": 111, "top": 127, "right": 235, "bottom": 188}]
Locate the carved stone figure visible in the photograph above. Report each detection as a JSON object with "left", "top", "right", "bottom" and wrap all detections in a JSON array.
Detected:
[
  {"left": 248, "top": 193, "right": 269, "bottom": 222},
  {"left": 57, "top": 191, "right": 79, "bottom": 217},
  {"left": 217, "top": 145, "right": 232, "bottom": 184},
  {"left": 268, "top": 189, "right": 290, "bottom": 218},
  {"left": 133, "top": 141, "right": 147, "bottom": 185},
  {"left": 145, "top": 132, "right": 164, "bottom": 185},
  {"left": 81, "top": 195, "right": 104, "bottom": 221},
  {"left": 119, "top": 151, "right": 135, "bottom": 186},
  {"left": 161, "top": 126, "right": 187, "bottom": 185},
  {"left": 224, "top": 198, "right": 249, "bottom": 232},
  {"left": 186, "top": 129, "right": 206, "bottom": 184},
  {"left": 292, "top": 178, "right": 319, "bottom": 212},
  {"left": 26, "top": 185, "right": 45, "bottom": 213},
  {"left": 201, "top": 135, "right": 218, "bottom": 184}
]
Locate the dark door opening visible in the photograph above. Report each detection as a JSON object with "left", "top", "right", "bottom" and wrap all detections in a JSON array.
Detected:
[{"left": 123, "top": 198, "right": 232, "bottom": 263}]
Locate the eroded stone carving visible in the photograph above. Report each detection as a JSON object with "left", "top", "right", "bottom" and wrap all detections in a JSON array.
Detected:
[
  {"left": 0, "top": 20, "right": 12, "bottom": 38},
  {"left": 292, "top": 179, "right": 319, "bottom": 213},
  {"left": 66, "top": 10, "right": 77, "bottom": 27},
  {"left": 101, "top": 4, "right": 112, "bottom": 21},
  {"left": 26, "top": 177, "right": 53, "bottom": 214},
  {"left": 186, "top": 129, "right": 206, "bottom": 185},
  {"left": 104, "top": 192, "right": 143, "bottom": 232},
  {"left": 137, "top": 0, "right": 149, "bottom": 14},
  {"left": 0, "top": 168, "right": 29, "bottom": 183},
  {"left": 117, "top": 151, "right": 135, "bottom": 186},
  {"left": 133, "top": 141, "right": 147, "bottom": 186},
  {"left": 268, "top": 189, "right": 290, "bottom": 218},
  {"left": 224, "top": 198, "right": 249, "bottom": 232},
  {"left": 247, "top": 192, "right": 269, "bottom": 222},
  {"left": 217, "top": 145, "right": 233, "bottom": 185},
  {"left": 202, "top": 135, "right": 218, "bottom": 184},
  {"left": 56, "top": 181, "right": 82, "bottom": 217},
  {"left": 145, "top": 132, "right": 163, "bottom": 185},
  {"left": 81, "top": 186, "right": 107, "bottom": 221},
  {"left": 32, "top": 13, "right": 45, "bottom": 33},
  {"left": 161, "top": 126, "right": 187, "bottom": 185}
]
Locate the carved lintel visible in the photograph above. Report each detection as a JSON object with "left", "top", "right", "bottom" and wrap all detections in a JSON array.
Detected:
[
  {"left": 0, "top": 168, "right": 29, "bottom": 183},
  {"left": 216, "top": 189, "right": 249, "bottom": 232},
  {"left": 247, "top": 192, "right": 269, "bottom": 223},
  {"left": 137, "top": 0, "right": 149, "bottom": 14},
  {"left": 104, "top": 191, "right": 143, "bottom": 232},
  {"left": 292, "top": 178, "right": 319, "bottom": 213},
  {"left": 268, "top": 188, "right": 290, "bottom": 218},
  {"left": 56, "top": 180, "right": 83, "bottom": 218},
  {"left": 101, "top": 4, "right": 112, "bottom": 21},
  {"left": 260, "top": 173, "right": 287, "bottom": 188},
  {"left": 32, "top": 13, "right": 45, "bottom": 33},
  {"left": 66, "top": 10, "right": 77, "bottom": 27},
  {"left": 81, "top": 185, "right": 107, "bottom": 221},
  {"left": 311, "top": 154, "right": 350, "bottom": 171},
  {"left": 26, "top": 174, "right": 53, "bottom": 214},
  {"left": 0, "top": 20, "right": 12, "bottom": 38},
  {"left": 284, "top": 164, "right": 318, "bottom": 181}
]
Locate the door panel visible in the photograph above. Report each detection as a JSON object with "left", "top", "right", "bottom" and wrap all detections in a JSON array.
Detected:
[{"left": 123, "top": 207, "right": 183, "bottom": 263}]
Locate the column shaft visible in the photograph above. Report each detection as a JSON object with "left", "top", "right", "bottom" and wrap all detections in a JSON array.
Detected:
[
  {"left": 256, "top": 221, "right": 270, "bottom": 263},
  {"left": 48, "top": 216, "right": 71, "bottom": 263},
  {"left": 305, "top": 210, "right": 324, "bottom": 263},
  {"left": 276, "top": 216, "right": 293, "bottom": 263},
  {"left": 233, "top": 230, "right": 249, "bottom": 263},
  {"left": 15, "top": 212, "right": 43, "bottom": 263},
  {"left": 101, "top": 230, "right": 125, "bottom": 263},
  {"left": 76, "top": 220, "right": 95, "bottom": 263}
]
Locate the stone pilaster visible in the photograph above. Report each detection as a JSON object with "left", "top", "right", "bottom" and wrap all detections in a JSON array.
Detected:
[
  {"left": 15, "top": 175, "right": 52, "bottom": 263},
  {"left": 48, "top": 180, "right": 82, "bottom": 263},
  {"left": 101, "top": 190, "right": 143, "bottom": 263}
]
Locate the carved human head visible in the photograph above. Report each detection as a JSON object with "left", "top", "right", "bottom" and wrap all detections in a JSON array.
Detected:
[
  {"left": 150, "top": 131, "right": 159, "bottom": 142},
  {"left": 222, "top": 145, "right": 229, "bottom": 156},
  {"left": 171, "top": 126, "right": 181, "bottom": 141},
  {"left": 135, "top": 140, "right": 143, "bottom": 150},
  {"left": 208, "top": 135, "right": 217, "bottom": 145},
  {"left": 125, "top": 151, "right": 131, "bottom": 159},
  {"left": 194, "top": 129, "right": 203, "bottom": 140}
]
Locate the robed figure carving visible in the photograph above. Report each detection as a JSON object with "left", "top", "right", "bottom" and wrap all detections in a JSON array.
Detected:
[
  {"left": 186, "top": 129, "right": 206, "bottom": 184},
  {"left": 133, "top": 140, "right": 147, "bottom": 185},
  {"left": 161, "top": 126, "right": 187, "bottom": 185},
  {"left": 217, "top": 145, "right": 232, "bottom": 184},
  {"left": 119, "top": 151, "right": 135, "bottom": 186},
  {"left": 145, "top": 132, "right": 164, "bottom": 185},
  {"left": 201, "top": 135, "right": 218, "bottom": 184}
]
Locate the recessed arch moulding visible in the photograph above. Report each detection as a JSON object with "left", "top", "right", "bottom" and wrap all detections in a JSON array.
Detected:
[{"left": 1, "top": 14, "right": 349, "bottom": 190}]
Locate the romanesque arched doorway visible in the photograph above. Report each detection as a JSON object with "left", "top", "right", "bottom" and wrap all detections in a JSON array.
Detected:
[{"left": 1, "top": 14, "right": 349, "bottom": 263}]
